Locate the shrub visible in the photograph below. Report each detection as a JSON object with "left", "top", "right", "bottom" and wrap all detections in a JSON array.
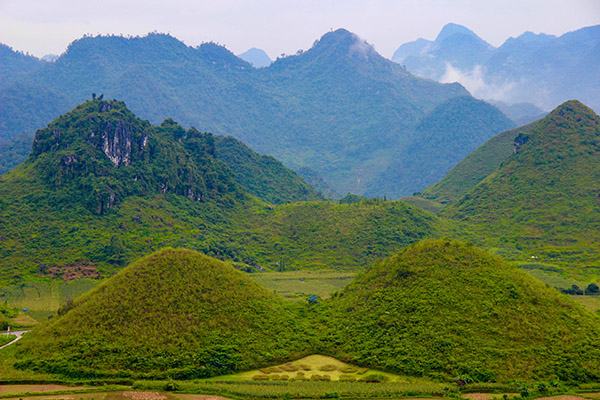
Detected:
[
  {"left": 299, "top": 364, "right": 312, "bottom": 371},
  {"left": 360, "top": 374, "right": 388, "bottom": 383},
  {"left": 319, "top": 364, "right": 337, "bottom": 372},
  {"left": 339, "top": 374, "right": 356, "bottom": 381},
  {"left": 292, "top": 372, "right": 308, "bottom": 381},
  {"left": 252, "top": 375, "right": 270, "bottom": 381},
  {"left": 339, "top": 366, "right": 359, "bottom": 373},
  {"left": 280, "top": 364, "right": 300, "bottom": 372},
  {"left": 164, "top": 379, "right": 179, "bottom": 391}
]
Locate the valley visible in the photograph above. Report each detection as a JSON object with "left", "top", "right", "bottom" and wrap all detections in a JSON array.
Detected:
[{"left": 1, "top": 18, "right": 600, "bottom": 400}]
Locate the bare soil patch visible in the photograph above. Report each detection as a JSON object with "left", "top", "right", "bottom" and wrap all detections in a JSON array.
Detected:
[
  {"left": 0, "top": 385, "right": 91, "bottom": 395},
  {"left": 464, "top": 393, "right": 518, "bottom": 400}
]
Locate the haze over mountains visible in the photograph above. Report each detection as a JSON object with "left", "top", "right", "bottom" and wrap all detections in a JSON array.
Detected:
[
  {"left": 393, "top": 23, "right": 600, "bottom": 114},
  {"left": 0, "top": 28, "right": 514, "bottom": 197}
]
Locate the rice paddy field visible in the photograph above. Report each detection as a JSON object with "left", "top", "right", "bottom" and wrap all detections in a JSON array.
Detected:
[{"left": 249, "top": 270, "right": 356, "bottom": 300}]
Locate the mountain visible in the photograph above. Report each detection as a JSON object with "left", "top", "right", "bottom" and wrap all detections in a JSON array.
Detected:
[
  {"left": 0, "top": 29, "right": 511, "bottom": 197},
  {"left": 325, "top": 239, "right": 600, "bottom": 382},
  {"left": 490, "top": 101, "right": 547, "bottom": 126},
  {"left": 14, "top": 248, "right": 312, "bottom": 379},
  {"left": 392, "top": 24, "right": 600, "bottom": 112},
  {"left": 392, "top": 23, "right": 494, "bottom": 80},
  {"left": 419, "top": 119, "right": 539, "bottom": 205},
  {"left": 238, "top": 47, "right": 272, "bottom": 67},
  {"left": 0, "top": 44, "right": 42, "bottom": 87},
  {"left": 364, "top": 96, "right": 514, "bottom": 198},
  {"left": 0, "top": 99, "right": 441, "bottom": 283},
  {"left": 215, "top": 136, "right": 323, "bottom": 203},
  {"left": 442, "top": 100, "right": 600, "bottom": 268}
]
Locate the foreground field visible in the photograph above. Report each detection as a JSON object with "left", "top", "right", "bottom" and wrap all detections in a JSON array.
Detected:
[
  {"left": 0, "top": 389, "right": 231, "bottom": 400},
  {"left": 209, "top": 354, "right": 405, "bottom": 382},
  {"left": 1, "top": 385, "right": 600, "bottom": 400}
]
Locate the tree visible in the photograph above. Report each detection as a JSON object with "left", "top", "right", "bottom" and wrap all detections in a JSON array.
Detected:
[{"left": 585, "top": 283, "right": 599, "bottom": 295}]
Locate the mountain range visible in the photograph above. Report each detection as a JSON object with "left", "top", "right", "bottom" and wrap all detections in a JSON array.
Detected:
[
  {"left": 0, "top": 29, "right": 514, "bottom": 197},
  {"left": 393, "top": 23, "right": 600, "bottom": 114}
]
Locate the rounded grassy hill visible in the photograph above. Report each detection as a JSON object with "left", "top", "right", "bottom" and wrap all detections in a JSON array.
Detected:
[
  {"left": 324, "top": 239, "right": 600, "bottom": 382},
  {"left": 14, "top": 248, "right": 313, "bottom": 379}
]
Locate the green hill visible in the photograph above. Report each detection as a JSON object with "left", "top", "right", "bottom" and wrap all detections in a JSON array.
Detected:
[
  {"left": 365, "top": 96, "right": 514, "bottom": 199},
  {"left": 215, "top": 135, "right": 323, "bottom": 204},
  {"left": 324, "top": 239, "right": 600, "bottom": 382},
  {"left": 0, "top": 99, "right": 441, "bottom": 283},
  {"left": 419, "top": 120, "right": 539, "bottom": 205},
  {"left": 13, "top": 240, "right": 600, "bottom": 383},
  {"left": 442, "top": 100, "right": 600, "bottom": 270},
  {"left": 14, "top": 248, "right": 312, "bottom": 379}
]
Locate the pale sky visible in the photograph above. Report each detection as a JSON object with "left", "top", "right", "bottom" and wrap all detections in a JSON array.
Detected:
[{"left": 1, "top": 0, "right": 599, "bottom": 59}]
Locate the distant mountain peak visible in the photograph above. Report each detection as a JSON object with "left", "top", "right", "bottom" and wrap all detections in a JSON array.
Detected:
[
  {"left": 435, "top": 23, "right": 479, "bottom": 42},
  {"left": 315, "top": 28, "right": 374, "bottom": 52},
  {"left": 237, "top": 47, "right": 272, "bottom": 68}
]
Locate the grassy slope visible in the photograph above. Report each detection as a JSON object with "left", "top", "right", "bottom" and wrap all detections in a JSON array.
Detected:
[
  {"left": 323, "top": 239, "right": 600, "bottom": 382},
  {"left": 215, "top": 135, "right": 323, "bottom": 204},
  {"left": 232, "top": 199, "right": 439, "bottom": 271},
  {"left": 419, "top": 120, "right": 539, "bottom": 204},
  {"left": 442, "top": 100, "right": 600, "bottom": 271},
  {"left": 14, "top": 248, "right": 314, "bottom": 379},
  {"left": 366, "top": 96, "right": 515, "bottom": 198}
]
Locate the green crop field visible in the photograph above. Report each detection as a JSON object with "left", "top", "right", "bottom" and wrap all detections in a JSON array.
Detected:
[
  {"left": 250, "top": 270, "right": 355, "bottom": 300},
  {"left": 210, "top": 354, "right": 403, "bottom": 382}
]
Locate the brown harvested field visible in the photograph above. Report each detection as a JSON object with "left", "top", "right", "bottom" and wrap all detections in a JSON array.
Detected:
[
  {"left": 464, "top": 393, "right": 518, "bottom": 400},
  {"left": 1, "top": 394, "right": 103, "bottom": 400},
  {"left": 174, "top": 394, "right": 233, "bottom": 400},
  {"left": 0, "top": 385, "right": 92, "bottom": 395}
]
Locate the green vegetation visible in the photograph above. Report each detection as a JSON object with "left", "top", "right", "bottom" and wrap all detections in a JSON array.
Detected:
[
  {"left": 214, "top": 354, "right": 400, "bottom": 382},
  {"left": 367, "top": 96, "right": 514, "bottom": 199},
  {"left": 10, "top": 240, "right": 600, "bottom": 384},
  {"left": 250, "top": 270, "right": 355, "bottom": 301},
  {"left": 419, "top": 120, "right": 539, "bottom": 204},
  {"left": 0, "top": 30, "right": 511, "bottom": 196},
  {"left": 215, "top": 136, "right": 323, "bottom": 204},
  {"left": 323, "top": 239, "right": 600, "bottom": 382},
  {"left": 133, "top": 378, "right": 448, "bottom": 399},
  {"left": 443, "top": 101, "right": 600, "bottom": 272},
  {"left": 14, "top": 248, "right": 314, "bottom": 379},
  {"left": 0, "top": 334, "right": 16, "bottom": 346},
  {"left": 0, "top": 99, "right": 440, "bottom": 284}
]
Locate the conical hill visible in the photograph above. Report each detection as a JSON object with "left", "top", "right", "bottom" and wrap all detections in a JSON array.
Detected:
[
  {"left": 325, "top": 239, "right": 600, "bottom": 382},
  {"left": 442, "top": 100, "right": 600, "bottom": 267},
  {"left": 14, "top": 248, "right": 312, "bottom": 378}
]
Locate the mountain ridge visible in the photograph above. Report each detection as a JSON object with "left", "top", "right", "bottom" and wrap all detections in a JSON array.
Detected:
[{"left": 0, "top": 29, "right": 510, "bottom": 197}]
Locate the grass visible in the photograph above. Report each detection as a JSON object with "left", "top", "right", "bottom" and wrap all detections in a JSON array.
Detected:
[
  {"left": 571, "top": 296, "right": 600, "bottom": 312},
  {"left": 134, "top": 378, "right": 449, "bottom": 399},
  {"left": 0, "top": 334, "right": 16, "bottom": 346},
  {"left": 209, "top": 354, "right": 403, "bottom": 382},
  {"left": 0, "top": 279, "right": 102, "bottom": 323},
  {"left": 250, "top": 271, "right": 355, "bottom": 300}
]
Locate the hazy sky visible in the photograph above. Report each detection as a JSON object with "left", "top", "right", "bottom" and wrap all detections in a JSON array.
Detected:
[{"left": 1, "top": 0, "right": 599, "bottom": 59}]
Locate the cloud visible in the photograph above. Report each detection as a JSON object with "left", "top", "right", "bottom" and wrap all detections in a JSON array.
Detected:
[
  {"left": 349, "top": 34, "right": 374, "bottom": 59},
  {"left": 440, "top": 62, "right": 516, "bottom": 103}
]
